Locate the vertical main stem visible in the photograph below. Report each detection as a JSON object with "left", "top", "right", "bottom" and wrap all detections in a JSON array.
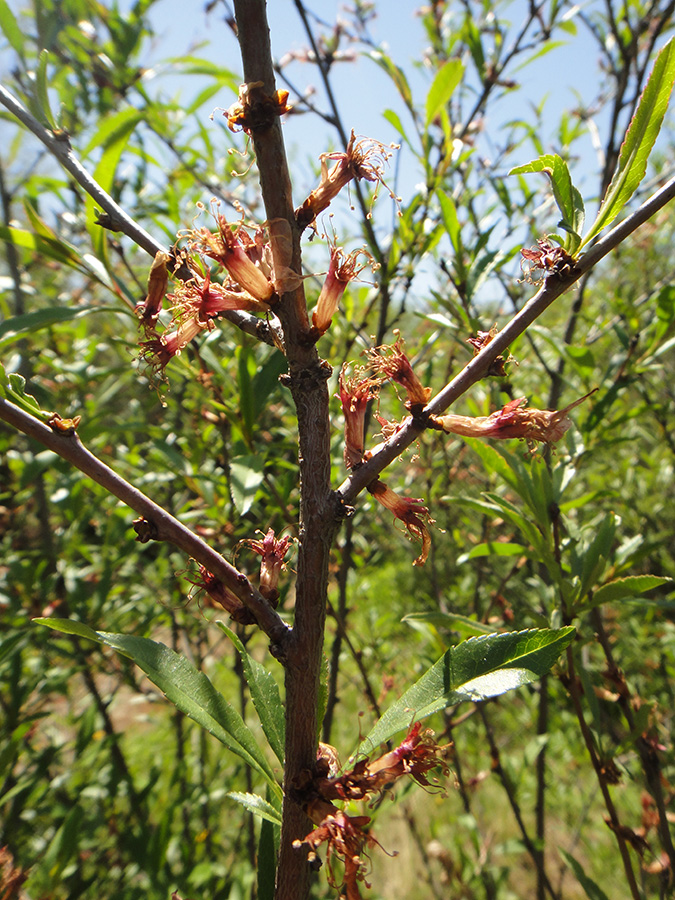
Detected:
[{"left": 232, "top": 4, "right": 339, "bottom": 899}]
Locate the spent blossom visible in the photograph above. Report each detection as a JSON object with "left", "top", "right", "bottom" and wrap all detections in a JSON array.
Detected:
[
  {"left": 429, "top": 390, "right": 597, "bottom": 444},
  {"left": 292, "top": 725, "right": 448, "bottom": 900},
  {"left": 187, "top": 209, "right": 275, "bottom": 303},
  {"left": 223, "top": 81, "right": 291, "bottom": 134},
  {"left": 138, "top": 266, "right": 268, "bottom": 375},
  {"left": 312, "top": 245, "right": 376, "bottom": 336},
  {"left": 338, "top": 364, "right": 381, "bottom": 468},
  {"left": 367, "top": 333, "right": 432, "bottom": 409},
  {"left": 466, "top": 323, "right": 515, "bottom": 377},
  {"left": 368, "top": 479, "right": 432, "bottom": 566},
  {"left": 135, "top": 250, "right": 171, "bottom": 330},
  {"left": 188, "top": 564, "right": 255, "bottom": 625},
  {"left": 241, "top": 527, "right": 292, "bottom": 607},
  {"left": 296, "top": 130, "right": 400, "bottom": 228},
  {"left": 520, "top": 237, "right": 576, "bottom": 284}
]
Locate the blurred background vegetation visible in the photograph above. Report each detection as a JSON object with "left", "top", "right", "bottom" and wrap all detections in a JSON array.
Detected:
[{"left": 1, "top": 0, "right": 674, "bottom": 898}]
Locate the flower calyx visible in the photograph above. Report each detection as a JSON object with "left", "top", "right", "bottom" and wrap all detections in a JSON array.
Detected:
[
  {"left": 240, "top": 527, "right": 292, "bottom": 608},
  {"left": 368, "top": 479, "right": 432, "bottom": 566},
  {"left": 296, "top": 130, "right": 400, "bottom": 229},
  {"left": 429, "top": 389, "right": 597, "bottom": 445},
  {"left": 520, "top": 237, "right": 576, "bottom": 284},
  {"left": 367, "top": 333, "right": 432, "bottom": 412},
  {"left": 223, "top": 81, "right": 291, "bottom": 135}
]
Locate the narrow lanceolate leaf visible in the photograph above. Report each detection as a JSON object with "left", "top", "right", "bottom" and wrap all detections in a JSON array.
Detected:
[
  {"left": 228, "top": 792, "right": 282, "bottom": 827},
  {"left": 217, "top": 622, "right": 285, "bottom": 765},
  {"left": 585, "top": 574, "right": 672, "bottom": 610},
  {"left": 508, "top": 154, "right": 585, "bottom": 252},
  {"left": 425, "top": 59, "right": 464, "bottom": 126},
  {"left": 355, "top": 627, "right": 575, "bottom": 755},
  {"left": 559, "top": 849, "right": 611, "bottom": 900},
  {"left": 580, "top": 36, "right": 675, "bottom": 249},
  {"left": 0, "top": 0, "right": 24, "bottom": 58},
  {"left": 34, "top": 618, "right": 282, "bottom": 799}
]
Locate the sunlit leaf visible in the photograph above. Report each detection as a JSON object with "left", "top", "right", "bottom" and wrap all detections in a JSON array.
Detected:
[
  {"left": 34, "top": 618, "right": 282, "bottom": 798},
  {"left": 355, "top": 628, "right": 575, "bottom": 755},
  {"left": 580, "top": 36, "right": 675, "bottom": 248}
]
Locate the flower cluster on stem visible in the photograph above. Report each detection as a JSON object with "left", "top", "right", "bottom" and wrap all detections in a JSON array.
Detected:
[{"left": 292, "top": 723, "right": 449, "bottom": 900}]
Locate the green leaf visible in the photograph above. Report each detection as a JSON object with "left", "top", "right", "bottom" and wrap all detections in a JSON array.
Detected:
[
  {"left": 368, "top": 49, "right": 414, "bottom": 111},
  {"left": 257, "top": 816, "right": 278, "bottom": 900},
  {"left": 35, "top": 50, "right": 56, "bottom": 129},
  {"left": 437, "top": 190, "right": 462, "bottom": 255},
  {"left": 425, "top": 59, "right": 464, "bottom": 126},
  {"left": 217, "top": 622, "right": 285, "bottom": 765},
  {"left": 508, "top": 153, "right": 584, "bottom": 252},
  {"left": 586, "top": 575, "right": 672, "bottom": 609},
  {"left": 0, "top": 0, "right": 24, "bottom": 58},
  {"left": 559, "top": 849, "right": 610, "bottom": 900},
  {"left": 34, "top": 618, "right": 282, "bottom": 798},
  {"left": 0, "top": 306, "right": 110, "bottom": 348},
  {"left": 402, "top": 611, "right": 497, "bottom": 638},
  {"left": 580, "top": 37, "right": 675, "bottom": 249},
  {"left": 83, "top": 107, "right": 145, "bottom": 157},
  {"left": 456, "top": 541, "right": 529, "bottom": 563},
  {"left": 229, "top": 455, "right": 265, "bottom": 516},
  {"left": 228, "top": 791, "right": 282, "bottom": 827},
  {"left": 0, "top": 364, "right": 53, "bottom": 420},
  {"left": 356, "top": 627, "right": 575, "bottom": 755}
]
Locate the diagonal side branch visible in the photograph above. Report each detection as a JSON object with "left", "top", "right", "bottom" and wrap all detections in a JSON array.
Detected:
[
  {"left": 338, "top": 172, "right": 675, "bottom": 505},
  {"left": 0, "top": 83, "right": 275, "bottom": 346},
  {"left": 0, "top": 397, "right": 290, "bottom": 648}
]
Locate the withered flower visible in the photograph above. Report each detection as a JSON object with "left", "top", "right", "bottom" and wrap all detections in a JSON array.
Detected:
[
  {"left": 367, "top": 333, "right": 432, "bottom": 409},
  {"left": 430, "top": 390, "right": 597, "bottom": 444},
  {"left": 292, "top": 725, "right": 448, "bottom": 899},
  {"left": 338, "top": 364, "right": 380, "bottom": 468},
  {"left": 520, "top": 238, "right": 576, "bottom": 283},
  {"left": 296, "top": 130, "right": 399, "bottom": 227},
  {"left": 224, "top": 81, "right": 291, "bottom": 134},
  {"left": 241, "top": 527, "right": 292, "bottom": 606},
  {"left": 312, "top": 245, "right": 375, "bottom": 336},
  {"left": 294, "top": 810, "right": 379, "bottom": 900},
  {"left": 188, "top": 212, "right": 275, "bottom": 303},
  {"left": 139, "top": 316, "right": 204, "bottom": 376},
  {"left": 368, "top": 479, "right": 432, "bottom": 567},
  {"left": 135, "top": 250, "right": 171, "bottom": 330},
  {"left": 188, "top": 564, "right": 255, "bottom": 625},
  {"left": 466, "top": 323, "right": 515, "bottom": 377}
]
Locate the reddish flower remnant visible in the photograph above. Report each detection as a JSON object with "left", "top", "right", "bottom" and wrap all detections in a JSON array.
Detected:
[
  {"left": 367, "top": 333, "right": 432, "bottom": 410},
  {"left": 466, "top": 323, "right": 515, "bottom": 377},
  {"left": 135, "top": 250, "right": 171, "bottom": 329},
  {"left": 296, "top": 130, "right": 400, "bottom": 228},
  {"left": 241, "top": 528, "right": 292, "bottom": 607},
  {"left": 520, "top": 237, "right": 576, "bottom": 283},
  {"left": 312, "top": 245, "right": 375, "bottom": 336},
  {"left": 293, "top": 725, "right": 449, "bottom": 900},
  {"left": 294, "top": 810, "right": 380, "bottom": 900},
  {"left": 188, "top": 564, "right": 255, "bottom": 625},
  {"left": 138, "top": 267, "right": 267, "bottom": 376},
  {"left": 338, "top": 364, "right": 380, "bottom": 468},
  {"left": 430, "top": 390, "right": 597, "bottom": 445},
  {"left": 223, "top": 81, "right": 291, "bottom": 134},
  {"left": 368, "top": 479, "right": 432, "bottom": 566},
  {"left": 188, "top": 212, "right": 275, "bottom": 303}
]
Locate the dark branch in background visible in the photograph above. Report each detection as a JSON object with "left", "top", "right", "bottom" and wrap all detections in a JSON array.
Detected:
[
  {"left": 0, "top": 397, "right": 289, "bottom": 647},
  {"left": 338, "top": 172, "right": 675, "bottom": 505}
]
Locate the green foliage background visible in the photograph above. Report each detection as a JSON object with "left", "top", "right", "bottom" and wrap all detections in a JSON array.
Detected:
[{"left": 1, "top": 1, "right": 674, "bottom": 898}]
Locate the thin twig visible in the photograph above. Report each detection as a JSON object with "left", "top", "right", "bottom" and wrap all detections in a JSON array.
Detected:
[
  {"left": 338, "top": 173, "right": 675, "bottom": 505},
  {"left": 0, "top": 397, "right": 289, "bottom": 648}
]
